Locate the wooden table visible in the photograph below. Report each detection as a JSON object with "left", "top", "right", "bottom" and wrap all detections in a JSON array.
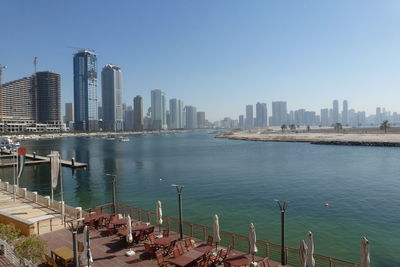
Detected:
[
  {"left": 51, "top": 246, "right": 74, "bottom": 267},
  {"left": 117, "top": 224, "right": 153, "bottom": 236},
  {"left": 194, "top": 244, "right": 213, "bottom": 254},
  {"left": 153, "top": 236, "right": 176, "bottom": 247},
  {"left": 168, "top": 249, "right": 204, "bottom": 267},
  {"left": 225, "top": 254, "right": 250, "bottom": 267},
  {"left": 111, "top": 218, "right": 127, "bottom": 227}
]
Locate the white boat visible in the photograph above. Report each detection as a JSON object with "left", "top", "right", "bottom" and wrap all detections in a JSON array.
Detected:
[{"left": 118, "top": 136, "right": 130, "bottom": 142}]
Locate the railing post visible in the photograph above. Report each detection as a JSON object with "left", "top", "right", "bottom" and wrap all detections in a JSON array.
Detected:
[
  {"left": 21, "top": 188, "right": 27, "bottom": 198},
  {"left": 285, "top": 247, "right": 288, "bottom": 265},
  {"left": 202, "top": 226, "right": 206, "bottom": 241},
  {"left": 76, "top": 207, "right": 82, "bottom": 219},
  {"left": 190, "top": 224, "right": 194, "bottom": 237},
  {"left": 32, "top": 192, "right": 38, "bottom": 203},
  {"left": 44, "top": 196, "right": 51, "bottom": 207},
  {"left": 266, "top": 242, "right": 270, "bottom": 258},
  {"left": 231, "top": 234, "right": 236, "bottom": 249},
  {"left": 146, "top": 211, "right": 150, "bottom": 223},
  {"left": 138, "top": 209, "right": 142, "bottom": 221},
  {"left": 130, "top": 207, "right": 133, "bottom": 220},
  {"left": 167, "top": 217, "right": 170, "bottom": 230},
  {"left": 329, "top": 257, "right": 333, "bottom": 267},
  {"left": 37, "top": 222, "right": 40, "bottom": 235},
  {"left": 50, "top": 218, "right": 53, "bottom": 232}
]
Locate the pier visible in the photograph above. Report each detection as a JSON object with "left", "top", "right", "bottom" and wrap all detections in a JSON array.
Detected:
[{"left": 0, "top": 150, "right": 87, "bottom": 169}]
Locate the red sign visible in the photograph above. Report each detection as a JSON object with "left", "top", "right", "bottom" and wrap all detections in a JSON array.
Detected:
[{"left": 18, "top": 147, "right": 27, "bottom": 156}]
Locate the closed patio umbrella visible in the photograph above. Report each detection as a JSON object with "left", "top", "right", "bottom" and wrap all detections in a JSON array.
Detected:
[
  {"left": 305, "top": 231, "right": 315, "bottom": 267},
  {"left": 81, "top": 226, "right": 93, "bottom": 266},
  {"left": 213, "top": 214, "right": 221, "bottom": 251},
  {"left": 360, "top": 237, "right": 370, "bottom": 267},
  {"left": 156, "top": 200, "right": 163, "bottom": 237},
  {"left": 249, "top": 223, "right": 258, "bottom": 266},
  {"left": 299, "top": 240, "right": 308, "bottom": 267},
  {"left": 126, "top": 215, "right": 136, "bottom": 256}
]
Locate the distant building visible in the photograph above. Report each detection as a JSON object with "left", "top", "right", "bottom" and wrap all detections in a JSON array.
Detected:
[
  {"left": 151, "top": 89, "right": 167, "bottom": 130},
  {"left": 73, "top": 50, "right": 98, "bottom": 131},
  {"left": 245, "top": 105, "right": 253, "bottom": 128},
  {"left": 238, "top": 115, "right": 244, "bottom": 128},
  {"left": 169, "top": 99, "right": 184, "bottom": 129},
  {"left": 36, "top": 71, "right": 61, "bottom": 124},
  {"left": 65, "top": 103, "right": 74, "bottom": 127},
  {"left": 342, "top": 100, "right": 348, "bottom": 125},
  {"left": 332, "top": 100, "right": 339, "bottom": 124},
  {"left": 185, "top": 106, "right": 197, "bottom": 129},
  {"left": 101, "top": 64, "right": 123, "bottom": 131},
  {"left": 124, "top": 105, "right": 134, "bottom": 131},
  {"left": 133, "top": 95, "right": 144, "bottom": 131},
  {"left": 197, "top": 112, "right": 206, "bottom": 128},
  {"left": 255, "top": 102, "right": 267, "bottom": 127},
  {"left": 320, "top": 108, "right": 329, "bottom": 126},
  {"left": 271, "top": 101, "right": 287, "bottom": 126},
  {"left": 375, "top": 107, "right": 382, "bottom": 125}
]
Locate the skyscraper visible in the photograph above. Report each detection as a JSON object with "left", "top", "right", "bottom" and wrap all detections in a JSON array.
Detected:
[
  {"left": 255, "top": 102, "right": 267, "bottom": 127},
  {"left": 239, "top": 115, "right": 244, "bottom": 128},
  {"left": 36, "top": 71, "right": 61, "bottom": 124},
  {"left": 271, "top": 101, "right": 287, "bottom": 126},
  {"left": 133, "top": 95, "right": 144, "bottom": 131},
  {"left": 185, "top": 106, "right": 197, "bottom": 129},
  {"left": 245, "top": 105, "right": 253, "bottom": 128},
  {"left": 73, "top": 50, "right": 98, "bottom": 131},
  {"left": 151, "top": 89, "right": 167, "bottom": 130},
  {"left": 197, "top": 112, "right": 206, "bottom": 128},
  {"left": 332, "top": 100, "right": 339, "bottom": 123},
  {"left": 65, "top": 103, "right": 74, "bottom": 125},
  {"left": 320, "top": 108, "right": 329, "bottom": 126},
  {"left": 169, "top": 98, "right": 184, "bottom": 129},
  {"left": 342, "top": 100, "right": 348, "bottom": 125},
  {"left": 101, "top": 64, "right": 123, "bottom": 131}
]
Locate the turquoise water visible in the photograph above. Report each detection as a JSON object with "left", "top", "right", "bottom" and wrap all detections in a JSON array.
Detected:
[{"left": 2, "top": 131, "right": 399, "bottom": 266}]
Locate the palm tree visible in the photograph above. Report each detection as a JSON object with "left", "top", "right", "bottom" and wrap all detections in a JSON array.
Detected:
[
  {"left": 333, "top": 123, "right": 342, "bottom": 132},
  {"left": 380, "top": 120, "right": 390, "bottom": 133},
  {"left": 281, "top": 124, "right": 287, "bottom": 132},
  {"left": 289, "top": 124, "right": 296, "bottom": 131}
]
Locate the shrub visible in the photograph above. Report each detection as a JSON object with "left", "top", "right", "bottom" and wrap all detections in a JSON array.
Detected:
[
  {"left": 14, "top": 235, "right": 47, "bottom": 263},
  {"left": 0, "top": 223, "right": 21, "bottom": 242}
]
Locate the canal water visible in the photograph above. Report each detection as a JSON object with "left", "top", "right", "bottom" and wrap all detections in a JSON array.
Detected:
[{"left": 2, "top": 131, "right": 399, "bottom": 266}]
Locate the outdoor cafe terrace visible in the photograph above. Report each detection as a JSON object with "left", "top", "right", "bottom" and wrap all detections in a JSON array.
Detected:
[{"left": 0, "top": 181, "right": 361, "bottom": 267}]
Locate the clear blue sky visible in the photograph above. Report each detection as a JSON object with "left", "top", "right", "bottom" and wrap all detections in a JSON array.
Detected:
[{"left": 2, "top": 0, "right": 400, "bottom": 121}]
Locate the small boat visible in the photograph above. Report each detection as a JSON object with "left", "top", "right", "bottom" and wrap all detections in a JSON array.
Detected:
[
  {"left": 118, "top": 136, "right": 130, "bottom": 142},
  {"left": 105, "top": 136, "right": 116, "bottom": 141}
]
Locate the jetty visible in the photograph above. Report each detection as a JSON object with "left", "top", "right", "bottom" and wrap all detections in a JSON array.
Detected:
[{"left": 0, "top": 150, "right": 87, "bottom": 169}]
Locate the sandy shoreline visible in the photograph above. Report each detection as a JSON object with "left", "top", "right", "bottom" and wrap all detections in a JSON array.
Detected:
[{"left": 216, "top": 131, "right": 400, "bottom": 147}]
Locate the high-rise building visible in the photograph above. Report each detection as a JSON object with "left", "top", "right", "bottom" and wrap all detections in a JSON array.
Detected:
[
  {"left": 342, "top": 100, "right": 348, "bottom": 125},
  {"left": 124, "top": 105, "right": 134, "bottom": 131},
  {"left": 255, "top": 102, "right": 268, "bottom": 127},
  {"left": 133, "top": 95, "right": 144, "bottom": 131},
  {"left": 169, "top": 98, "right": 184, "bottom": 129},
  {"left": 101, "top": 64, "right": 123, "bottom": 131},
  {"left": 197, "top": 112, "right": 206, "bottom": 128},
  {"left": 36, "top": 71, "right": 61, "bottom": 124},
  {"left": 239, "top": 115, "right": 244, "bottom": 128},
  {"left": 320, "top": 108, "right": 329, "bottom": 126},
  {"left": 65, "top": 103, "right": 74, "bottom": 126},
  {"left": 0, "top": 72, "right": 62, "bottom": 132},
  {"left": 73, "top": 50, "right": 98, "bottom": 131},
  {"left": 375, "top": 107, "right": 382, "bottom": 125},
  {"left": 332, "top": 100, "right": 339, "bottom": 123},
  {"left": 245, "top": 105, "right": 253, "bottom": 128},
  {"left": 271, "top": 101, "right": 287, "bottom": 126},
  {"left": 185, "top": 106, "right": 197, "bottom": 129},
  {"left": 151, "top": 89, "right": 167, "bottom": 130}
]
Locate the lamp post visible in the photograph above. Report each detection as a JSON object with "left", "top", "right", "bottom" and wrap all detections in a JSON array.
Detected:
[
  {"left": 67, "top": 218, "right": 83, "bottom": 267},
  {"left": 106, "top": 173, "right": 117, "bottom": 214},
  {"left": 172, "top": 184, "right": 184, "bottom": 240},
  {"left": 275, "top": 200, "right": 288, "bottom": 267}
]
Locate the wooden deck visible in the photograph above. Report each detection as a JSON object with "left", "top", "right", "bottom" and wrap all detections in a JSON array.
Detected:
[{"left": 40, "top": 228, "right": 283, "bottom": 267}]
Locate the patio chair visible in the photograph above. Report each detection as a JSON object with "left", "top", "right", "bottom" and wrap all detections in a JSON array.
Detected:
[
  {"left": 148, "top": 232, "right": 156, "bottom": 244},
  {"left": 184, "top": 237, "right": 193, "bottom": 249},
  {"left": 44, "top": 254, "right": 57, "bottom": 267},
  {"left": 259, "top": 257, "right": 271, "bottom": 267},
  {"left": 163, "top": 239, "right": 177, "bottom": 257},
  {"left": 217, "top": 245, "right": 232, "bottom": 265},
  {"left": 173, "top": 247, "right": 181, "bottom": 258},
  {"left": 162, "top": 229, "right": 170, "bottom": 237},
  {"left": 155, "top": 250, "right": 169, "bottom": 267},
  {"left": 206, "top": 235, "right": 213, "bottom": 246},
  {"left": 209, "top": 249, "right": 223, "bottom": 265},
  {"left": 177, "top": 242, "right": 185, "bottom": 254},
  {"left": 144, "top": 242, "right": 157, "bottom": 258}
]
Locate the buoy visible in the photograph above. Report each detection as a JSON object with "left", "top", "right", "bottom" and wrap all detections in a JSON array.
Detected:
[
  {"left": 159, "top": 178, "right": 163, "bottom": 182},
  {"left": 324, "top": 203, "right": 329, "bottom": 207}
]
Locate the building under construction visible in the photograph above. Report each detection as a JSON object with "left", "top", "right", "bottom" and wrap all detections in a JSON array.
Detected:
[{"left": 0, "top": 71, "right": 63, "bottom": 132}]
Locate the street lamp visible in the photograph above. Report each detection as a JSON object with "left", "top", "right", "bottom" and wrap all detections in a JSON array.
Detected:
[
  {"left": 275, "top": 200, "right": 288, "bottom": 267},
  {"left": 67, "top": 218, "right": 83, "bottom": 267},
  {"left": 171, "top": 184, "right": 184, "bottom": 240},
  {"left": 106, "top": 173, "right": 117, "bottom": 214}
]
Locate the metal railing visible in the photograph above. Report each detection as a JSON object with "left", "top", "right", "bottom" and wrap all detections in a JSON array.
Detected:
[
  {"left": 0, "top": 239, "right": 35, "bottom": 267},
  {"left": 85, "top": 203, "right": 359, "bottom": 267}
]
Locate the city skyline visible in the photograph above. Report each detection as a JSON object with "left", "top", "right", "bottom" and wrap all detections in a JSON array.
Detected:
[{"left": 2, "top": 1, "right": 400, "bottom": 121}]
